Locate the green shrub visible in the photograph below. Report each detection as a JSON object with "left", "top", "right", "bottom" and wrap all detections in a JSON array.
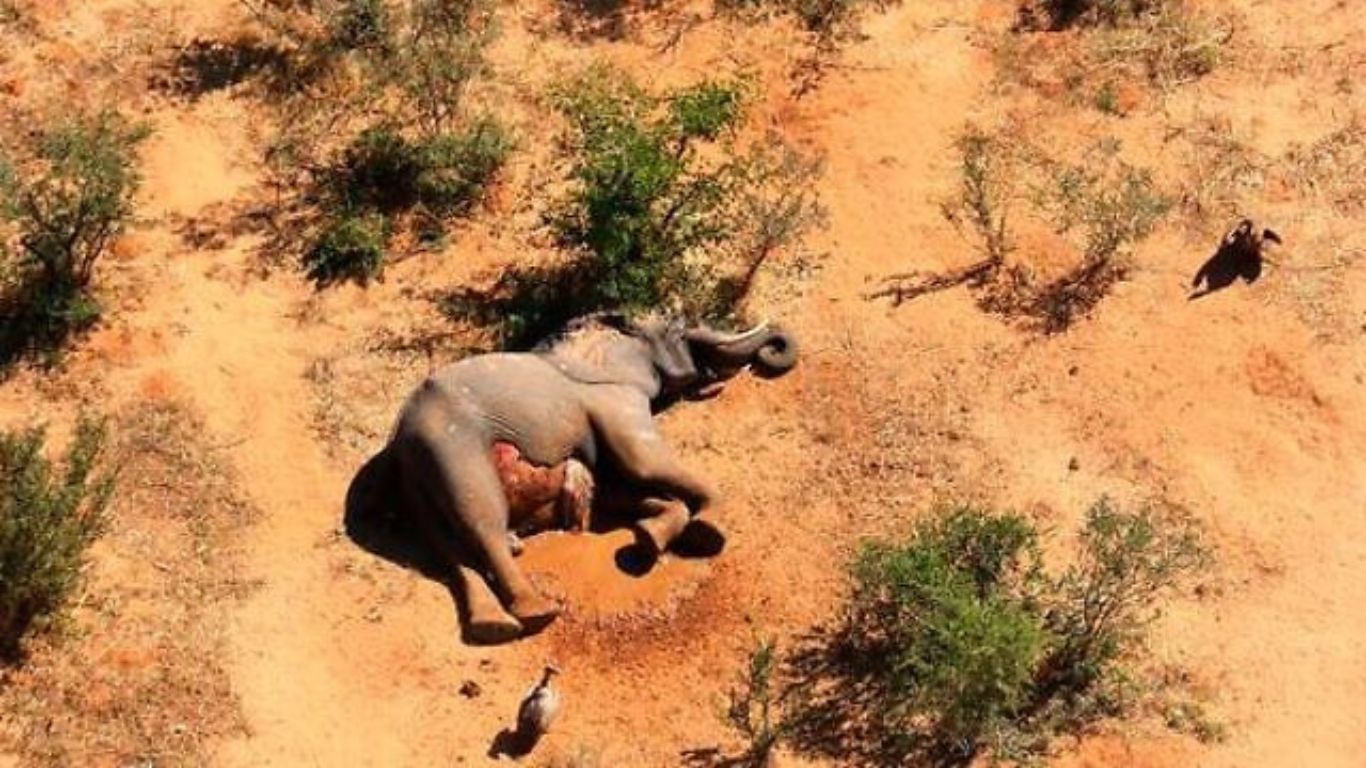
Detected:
[
  {"left": 336, "top": 125, "right": 424, "bottom": 212},
  {"left": 305, "top": 211, "right": 389, "bottom": 286},
  {"left": 0, "top": 111, "right": 148, "bottom": 365},
  {"left": 413, "top": 116, "right": 512, "bottom": 215},
  {"left": 327, "top": 0, "right": 395, "bottom": 52},
  {"left": 778, "top": 500, "right": 1210, "bottom": 764},
  {"left": 849, "top": 509, "right": 1047, "bottom": 755},
  {"left": 247, "top": 0, "right": 507, "bottom": 286},
  {"left": 444, "top": 67, "right": 822, "bottom": 347},
  {"left": 0, "top": 416, "right": 114, "bottom": 661},
  {"left": 1041, "top": 500, "right": 1209, "bottom": 696}
]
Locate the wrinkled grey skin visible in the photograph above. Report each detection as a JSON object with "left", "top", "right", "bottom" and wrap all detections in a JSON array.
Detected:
[{"left": 387, "top": 313, "right": 798, "bottom": 643}]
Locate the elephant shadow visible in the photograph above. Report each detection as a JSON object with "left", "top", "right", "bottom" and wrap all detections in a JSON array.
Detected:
[
  {"left": 343, "top": 448, "right": 483, "bottom": 640},
  {"left": 343, "top": 448, "right": 726, "bottom": 641}
]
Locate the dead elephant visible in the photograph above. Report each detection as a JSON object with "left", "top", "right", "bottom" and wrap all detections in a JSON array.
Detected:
[{"left": 380, "top": 313, "right": 797, "bottom": 643}]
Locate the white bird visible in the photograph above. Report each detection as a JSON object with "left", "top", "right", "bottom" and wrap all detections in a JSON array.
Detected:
[{"left": 516, "top": 664, "right": 561, "bottom": 741}]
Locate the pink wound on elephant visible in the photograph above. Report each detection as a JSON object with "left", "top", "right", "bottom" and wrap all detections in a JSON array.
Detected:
[{"left": 490, "top": 442, "right": 593, "bottom": 535}]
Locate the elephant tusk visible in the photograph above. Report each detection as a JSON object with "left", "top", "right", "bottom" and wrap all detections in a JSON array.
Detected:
[{"left": 715, "top": 319, "right": 770, "bottom": 346}]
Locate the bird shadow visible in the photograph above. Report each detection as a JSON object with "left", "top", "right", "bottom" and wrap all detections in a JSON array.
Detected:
[{"left": 1188, "top": 221, "right": 1280, "bottom": 300}]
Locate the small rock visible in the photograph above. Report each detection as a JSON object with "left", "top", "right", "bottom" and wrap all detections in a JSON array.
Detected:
[
  {"left": 1067, "top": 457, "right": 1080, "bottom": 472},
  {"left": 459, "top": 680, "right": 482, "bottom": 698}
]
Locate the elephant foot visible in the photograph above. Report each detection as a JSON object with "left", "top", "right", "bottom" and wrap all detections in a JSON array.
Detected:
[
  {"left": 466, "top": 612, "right": 525, "bottom": 645},
  {"left": 636, "top": 502, "right": 692, "bottom": 555},
  {"left": 508, "top": 594, "right": 560, "bottom": 635}
]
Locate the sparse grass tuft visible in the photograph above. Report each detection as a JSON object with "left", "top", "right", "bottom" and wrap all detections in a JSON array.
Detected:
[
  {"left": 1087, "top": 6, "right": 1224, "bottom": 88},
  {"left": 1280, "top": 119, "right": 1366, "bottom": 211},
  {"left": 0, "top": 110, "right": 149, "bottom": 367},
  {"left": 0, "top": 415, "right": 114, "bottom": 662},
  {"left": 723, "top": 637, "right": 789, "bottom": 766},
  {"left": 1006, "top": 0, "right": 1226, "bottom": 108},
  {"left": 1176, "top": 119, "right": 1265, "bottom": 226}
]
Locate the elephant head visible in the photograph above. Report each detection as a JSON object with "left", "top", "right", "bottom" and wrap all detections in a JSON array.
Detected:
[
  {"left": 685, "top": 321, "right": 799, "bottom": 379},
  {"left": 538, "top": 313, "right": 799, "bottom": 400}
]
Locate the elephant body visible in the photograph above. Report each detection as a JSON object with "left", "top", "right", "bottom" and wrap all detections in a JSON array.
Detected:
[{"left": 384, "top": 314, "right": 797, "bottom": 643}]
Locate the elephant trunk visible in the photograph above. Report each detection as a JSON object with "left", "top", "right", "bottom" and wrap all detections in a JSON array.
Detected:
[{"left": 685, "top": 322, "right": 799, "bottom": 377}]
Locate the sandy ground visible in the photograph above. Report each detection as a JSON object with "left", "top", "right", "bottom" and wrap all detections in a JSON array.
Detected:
[{"left": 1, "top": 0, "right": 1363, "bottom": 765}]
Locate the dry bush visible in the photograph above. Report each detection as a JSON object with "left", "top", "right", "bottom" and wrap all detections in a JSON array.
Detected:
[
  {"left": 873, "top": 128, "right": 1170, "bottom": 334},
  {"left": 0, "top": 403, "right": 254, "bottom": 765},
  {"left": 720, "top": 0, "right": 899, "bottom": 42},
  {"left": 1002, "top": 0, "right": 1228, "bottom": 110}
]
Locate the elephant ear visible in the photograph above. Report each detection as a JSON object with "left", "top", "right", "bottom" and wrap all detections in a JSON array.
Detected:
[
  {"left": 535, "top": 315, "right": 659, "bottom": 392},
  {"left": 541, "top": 353, "right": 641, "bottom": 388}
]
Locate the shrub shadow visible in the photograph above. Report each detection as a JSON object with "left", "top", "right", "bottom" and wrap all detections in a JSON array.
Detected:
[
  {"left": 780, "top": 627, "right": 971, "bottom": 768},
  {"left": 154, "top": 37, "right": 290, "bottom": 102}
]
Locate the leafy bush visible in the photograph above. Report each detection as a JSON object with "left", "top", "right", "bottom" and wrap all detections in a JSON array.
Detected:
[
  {"left": 772, "top": 500, "right": 1210, "bottom": 765},
  {"left": 848, "top": 509, "right": 1047, "bottom": 757},
  {"left": 0, "top": 416, "right": 114, "bottom": 661},
  {"left": 444, "top": 67, "right": 824, "bottom": 348},
  {"left": 331, "top": 117, "right": 511, "bottom": 216},
  {"left": 305, "top": 211, "right": 389, "bottom": 285},
  {"left": 411, "top": 117, "right": 512, "bottom": 215},
  {"left": 246, "top": 0, "right": 508, "bottom": 286},
  {"left": 1040, "top": 500, "right": 1209, "bottom": 697},
  {"left": 0, "top": 111, "right": 148, "bottom": 365}
]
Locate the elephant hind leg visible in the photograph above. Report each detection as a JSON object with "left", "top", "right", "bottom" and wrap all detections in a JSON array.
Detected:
[
  {"left": 397, "top": 426, "right": 560, "bottom": 633},
  {"left": 396, "top": 458, "right": 523, "bottom": 643}
]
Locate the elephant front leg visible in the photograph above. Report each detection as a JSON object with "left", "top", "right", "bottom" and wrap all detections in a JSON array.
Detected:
[
  {"left": 591, "top": 405, "right": 718, "bottom": 554},
  {"left": 635, "top": 497, "right": 692, "bottom": 556}
]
